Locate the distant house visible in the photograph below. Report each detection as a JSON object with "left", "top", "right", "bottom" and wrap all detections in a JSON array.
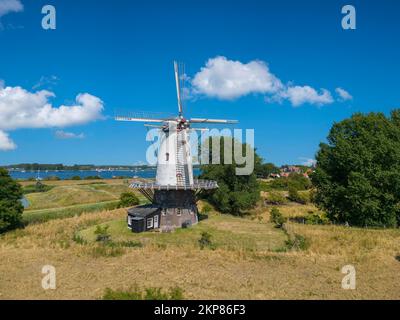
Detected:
[
  {"left": 280, "top": 165, "right": 301, "bottom": 173},
  {"left": 269, "top": 173, "right": 280, "bottom": 179}
]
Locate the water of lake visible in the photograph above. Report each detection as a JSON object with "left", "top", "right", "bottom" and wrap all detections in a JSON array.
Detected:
[{"left": 9, "top": 168, "right": 201, "bottom": 180}]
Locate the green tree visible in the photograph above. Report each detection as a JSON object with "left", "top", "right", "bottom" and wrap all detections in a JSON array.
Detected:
[
  {"left": 199, "top": 136, "right": 260, "bottom": 215},
  {"left": 118, "top": 192, "right": 140, "bottom": 208},
  {"left": 0, "top": 168, "right": 24, "bottom": 233},
  {"left": 311, "top": 110, "right": 400, "bottom": 227}
]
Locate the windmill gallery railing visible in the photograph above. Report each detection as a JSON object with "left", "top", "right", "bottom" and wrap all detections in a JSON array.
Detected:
[
  {"left": 129, "top": 179, "right": 218, "bottom": 203},
  {"left": 129, "top": 179, "right": 218, "bottom": 191}
]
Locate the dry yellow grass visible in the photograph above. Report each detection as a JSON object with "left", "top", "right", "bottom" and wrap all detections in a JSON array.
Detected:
[{"left": 1, "top": 201, "right": 400, "bottom": 299}]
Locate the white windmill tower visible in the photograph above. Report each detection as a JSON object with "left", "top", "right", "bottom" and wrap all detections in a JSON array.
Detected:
[{"left": 116, "top": 61, "right": 237, "bottom": 233}]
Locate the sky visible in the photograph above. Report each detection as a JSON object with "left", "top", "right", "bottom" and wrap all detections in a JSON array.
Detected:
[{"left": 0, "top": 0, "right": 399, "bottom": 166}]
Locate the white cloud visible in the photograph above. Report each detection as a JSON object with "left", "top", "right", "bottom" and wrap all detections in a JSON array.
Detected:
[
  {"left": 191, "top": 56, "right": 348, "bottom": 107},
  {"left": 33, "top": 75, "right": 59, "bottom": 90},
  {"left": 0, "top": 83, "right": 104, "bottom": 150},
  {"left": 55, "top": 130, "right": 85, "bottom": 139},
  {"left": 279, "top": 86, "right": 334, "bottom": 107},
  {"left": 192, "top": 56, "right": 283, "bottom": 100},
  {"left": 0, "top": 130, "right": 16, "bottom": 151},
  {"left": 0, "top": 0, "right": 23, "bottom": 18},
  {"left": 335, "top": 87, "right": 353, "bottom": 101}
]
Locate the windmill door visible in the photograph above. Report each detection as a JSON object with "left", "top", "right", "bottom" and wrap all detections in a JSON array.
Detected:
[{"left": 154, "top": 214, "right": 159, "bottom": 228}]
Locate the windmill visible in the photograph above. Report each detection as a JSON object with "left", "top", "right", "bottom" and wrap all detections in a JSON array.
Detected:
[{"left": 116, "top": 61, "right": 238, "bottom": 233}]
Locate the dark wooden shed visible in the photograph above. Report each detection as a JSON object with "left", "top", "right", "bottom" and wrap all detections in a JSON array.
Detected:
[{"left": 127, "top": 205, "right": 161, "bottom": 233}]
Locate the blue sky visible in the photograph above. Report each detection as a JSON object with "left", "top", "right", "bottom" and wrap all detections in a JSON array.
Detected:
[{"left": 0, "top": 0, "right": 399, "bottom": 166}]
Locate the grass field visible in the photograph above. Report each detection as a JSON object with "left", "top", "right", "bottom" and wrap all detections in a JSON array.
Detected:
[
  {"left": 0, "top": 180, "right": 399, "bottom": 299},
  {"left": 25, "top": 183, "right": 131, "bottom": 210},
  {"left": 21, "top": 180, "right": 147, "bottom": 225},
  {"left": 22, "top": 201, "right": 120, "bottom": 225},
  {"left": 78, "top": 212, "right": 287, "bottom": 252}
]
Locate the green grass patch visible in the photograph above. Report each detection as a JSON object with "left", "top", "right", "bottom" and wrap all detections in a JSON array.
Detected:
[
  {"left": 23, "top": 200, "right": 120, "bottom": 225},
  {"left": 22, "top": 184, "right": 55, "bottom": 194},
  {"left": 23, "top": 182, "right": 147, "bottom": 211},
  {"left": 79, "top": 213, "right": 287, "bottom": 252}
]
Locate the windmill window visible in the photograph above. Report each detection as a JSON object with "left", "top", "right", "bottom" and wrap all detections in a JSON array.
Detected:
[
  {"left": 147, "top": 217, "right": 154, "bottom": 229},
  {"left": 165, "top": 153, "right": 169, "bottom": 161},
  {"left": 162, "top": 209, "right": 166, "bottom": 216},
  {"left": 177, "top": 208, "right": 182, "bottom": 216}
]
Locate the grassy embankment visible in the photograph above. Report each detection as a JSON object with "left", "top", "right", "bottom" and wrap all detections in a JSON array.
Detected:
[
  {"left": 0, "top": 179, "right": 399, "bottom": 299},
  {"left": 21, "top": 180, "right": 146, "bottom": 225}
]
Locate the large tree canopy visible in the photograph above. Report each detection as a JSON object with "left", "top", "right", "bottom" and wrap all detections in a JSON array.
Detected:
[
  {"left": 199, "top": 136, "right": 260, "bottom": 215},
  {"left": 311, "top": 110, "right": 400, "bottom": 227},
  {"left": 0, "top": 168, "right": 24, "bottom": 233}
]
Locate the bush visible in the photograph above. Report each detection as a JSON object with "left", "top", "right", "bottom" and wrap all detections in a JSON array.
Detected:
[
  {"left": 94, "top": 225, "right": 111, "bottom": 243},
  {"left": 312, "top": 110, "right": 400, "bottom": 227},
  {"left": 71, "top": 176, "right": 81, "bottom": 180},
  {"left": 305, "top": 212, "right": 330, "bottom": 225},
  {"left": 118, "top": 192, "right": 140, "bottom": 208},
  {"left": 288, "top": 186, "right": 301, "bottom": 203},
  {"left": 202, "top": 203, "right": 212, "bottom": 214},
  {"left": 103, "top": 286, "right": 184, "bottom": 300},
  {"left": 266, "top": 173, "right": 312, "bottom": 191},
  {"left": 22, "top": 182, "right": 53, "bottom": 194},
  {"left": 270, "top": 207, "right": 286, "bottom": 228},
  {"left": 198, "top": 231, "right": 214, "bottom": 249},
  {"left": 298, "top": 191, "right": 310, "bottom": 204},
  {"left": 72, "top": 232, "right": 87, "bottom": 245},
  {"left": 285, "top": 234, "right": 310, "bottom": 251},
  {"left": 287, "top": 187, "right": 310, "bottom": 204},
  {"left": 287, "top": 173, "right": 312, "bottom": 190},
  {"left": 265, "top": 191, "right": 287, "bottom": 205},
  {"left": 0, "top": 168, "right": 24, "bottom": 233}
]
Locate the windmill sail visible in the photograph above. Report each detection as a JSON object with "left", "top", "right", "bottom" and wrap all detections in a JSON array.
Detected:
[
  {"left": 115, "top": 111, "right": 175, "bottom": 123},
  {"left": 189, "top": 118, "right": 238, "bottom": 124},
  {"left": 174, "top": 61, "right": 183, "bottom": 116}
]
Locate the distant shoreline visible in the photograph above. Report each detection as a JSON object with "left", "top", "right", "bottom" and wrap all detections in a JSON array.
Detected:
[
  {"left": 8, "top": 168, "right": 201, "bottom": 181},
  {"left": 2, "top": 164, "right": 201, "bottom": 171}
]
